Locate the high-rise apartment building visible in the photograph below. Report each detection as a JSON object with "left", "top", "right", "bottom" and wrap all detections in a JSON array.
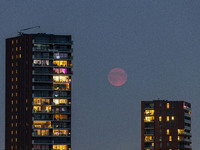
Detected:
[
  {"left": 5, "top": 33, "right": 73, "bottom": 150},
  {"left": 141, "top": 100, "right": 192, "bottom": 150}
]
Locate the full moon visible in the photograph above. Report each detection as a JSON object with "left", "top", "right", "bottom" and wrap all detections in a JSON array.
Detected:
[{"left": 108, "top": 68, "right": 127, "bottom": 86}]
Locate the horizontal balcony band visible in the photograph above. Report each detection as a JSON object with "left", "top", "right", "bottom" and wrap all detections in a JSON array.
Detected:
[
  {"left": 32, "top": 71, "right": 73, "bottom": 76},
  {"left": 32, "top": 133, "right": 71, "bottom": 137},
  {"left": 32, "top": 140, "right": 71, "bottom": 145},
  {"left": 33, "top": 41, "right": 73, "bottom": 45},
  {"left": 32, "top": 148, "right": 71, "bottom": 150},
  {"left": 32, "top": 64, "right": 73, "bottom": 68},
  {"left": 32, "top": 56, "right": 73, "bottom": 60},
  {"left": 32, "top": 111, "right": 71, "bottom": 114},
  {"left": 32, "top": 102, "right": 71, "bottom": 107},
  {"left": 33, "top": 47, "right": 73, "bottom": 53},
  {"left": 32, "top": 117, "right": 71, "bottom": 122},
  {"left": 32, "top": 126, "right": 71, "bottom": 130}
]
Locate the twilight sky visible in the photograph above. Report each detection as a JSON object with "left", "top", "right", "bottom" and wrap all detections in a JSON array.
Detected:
[{"left": 1, "top": 0, "right": 200, "bottom": 149}]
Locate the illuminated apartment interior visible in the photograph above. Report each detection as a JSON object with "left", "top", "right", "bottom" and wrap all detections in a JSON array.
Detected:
[
  {"left": 141, "top": 100, "right": 192, "bottom": 150},
  {"left": 5, "top": 34, "right": 73, "bottom": 150}
]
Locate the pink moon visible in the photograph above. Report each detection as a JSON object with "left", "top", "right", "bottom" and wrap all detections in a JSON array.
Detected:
[{"left": 108, "top": 68, "right": 127, "bottom": 86}]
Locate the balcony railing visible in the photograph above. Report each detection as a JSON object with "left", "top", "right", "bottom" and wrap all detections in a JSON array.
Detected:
[
  {"left": 32, "top": 55, "right": 53, "bottom": 59},
  {"left": 32, "top": 78, "right": 53, "bottom": 83},
  {"left": 32, "top": 86, "right": 53, "bottom": 90},
  {"left": 32, "top": 101, "right": 51, "bottom": 105},
  {"left": 32, "top": 94, "right": 53, "bottom": 98},
  {"left": 32, "top": 110, "right": 54, "bottom": 113},
  {"left": 185, "top": 119, "right": 191, "bottom": 124},
  {"left": 32, "top": 125, "right": 52, "bottom": 129}
]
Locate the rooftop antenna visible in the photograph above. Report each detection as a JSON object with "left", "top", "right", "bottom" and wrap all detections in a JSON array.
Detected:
[{"left": 18, "top": 26, "right": 40, "bottom": 35}]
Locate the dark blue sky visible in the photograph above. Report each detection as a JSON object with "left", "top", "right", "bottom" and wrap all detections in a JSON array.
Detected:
[{"left": 1, "top": 0, "right": 200, "bottom": 149}]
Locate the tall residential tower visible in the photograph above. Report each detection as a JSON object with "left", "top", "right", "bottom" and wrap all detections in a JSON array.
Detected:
[
  {"left": 141, "top": 100, "right": 192, "bottom": 150},
  {"left": 5, "top": 33, "right": 73, "bottom": 150}
]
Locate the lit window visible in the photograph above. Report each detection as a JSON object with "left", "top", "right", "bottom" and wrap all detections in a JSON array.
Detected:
[
  {"left": 178, "top": 129, "right": 184, "bottom": 134},
  {"left": 12, "top": 78, "right": 13, "bottom": 82},
  {"left": 16, "top": 77, "right": 18, "bottom": 81},
  {"left": 12, "top": 63, "right": 14, "bottom": 67},
  {"left": 16, "top": 85, "right": 18, "bottom": 89},
  {"left": 12, "top": 70, "right": 13, "bottom": 74},
  {"left": 19, "top": 54, "right": 21, "bottom": 58},
  {"left": 169, "top": 136, "right": 172, "bottom": 141},
  {"left": 171, "top": 116, "right": 175, "bottom": 120},
  {"left": 16, "top": 131, "right": 17, "bottom": 134},
  {"left": 11, "top": 138, "right": 13, "bottom": 142},
  {"left": 15, "top": 138, "right": 17, "bottom": 142},
  {"left": 145, "top": 136, "right": 153, "bottom": 142},
  {"left": 15, "top": 115, "right": 17, "bottom": 119},
  {"left": 12, "top": 86, "right": 13, "bottom": 89},
  {"left": 16, "top": 40, "right": 18, "bottom": 43},
  {"left": 11, "top": 123, "right": 13, "bottom": 127},
  {"left": 12, "top": 55, "right": 14, "bottom": 59},
  {"left": 16, "top": 93, "right": 17, "bottom": 96},
  {"left": 11, "top": 100, "right": 13, "bottom": 104},
  {"left": 144, "top": 110, "right": 155, "bottom": 115},
  {"left": 11, "top": 93, "right": 13, "bottom": 97},
  {"left": 159, "top": 116, "right": 162, "bottom": 122},
  {"left": 16, "top": 70, "right": 18, "bottom": 74},
  {"left": 15, "top": 123, "right": 17, "bottom": 127},
  {"left": 11, "top": 130, "right": 13, "bottom": 135},
  {"left": 16, "top": 47, "right": 18, "bottom": 51},
  {"left": 16, "top": 108, "right": 18, "bottom": 112},
  {"left": 167, "top": 103, "right": 170, "bottom": 109},
  {"left": 11, "top": 116, "right": 13, "bottom": 120},
  {"left": 19, "top": 46, "right": 21, "bottom": 51},
  {"left": 152, "top": 143, "right": 154, "bottom": 147},
  {"left": 144, "top": 116, "right": 154, "bottom": 122},
  {"left": 166, "top": 129, "right": 170, "bottom": 135},
  {"left": 16, "top": 100, "right": 18, "bottom": 104},
  {"left": 178, "top": 136, "right": 180, "bottom": 141},
  {"left": 12, "top": 40, "right": 14, "bottom": 44},
  {"left": 166, "top": 116, "right": 170, "bottom": 121}
]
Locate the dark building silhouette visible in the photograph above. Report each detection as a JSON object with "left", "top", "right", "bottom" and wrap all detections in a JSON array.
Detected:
[
  {"left": 5, "top": 33, "right": 73, "bottom": 150},
  {"left": 141, "top": 100, "right": 192, "bottom": 150}
]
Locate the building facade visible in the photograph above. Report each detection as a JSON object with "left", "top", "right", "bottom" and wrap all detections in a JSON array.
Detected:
[
  {"left": 141, "top": 100, "right": 192, "bottom": 150},
  {"left": 5, "top": 33, "right": 73, "bottom": 150}
]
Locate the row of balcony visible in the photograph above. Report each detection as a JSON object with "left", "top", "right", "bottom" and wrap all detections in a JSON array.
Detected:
[
  {"left": 32, "top": 78, "right": 72, "bottom": 83},
  {"left": 32, "top": 70, "right": 73, "bottom": 75},
  {"left": 32, "top": 117, "right": 71, "bottom": 121},
  {"left": 33, "top": 39, "right": 73, "bottom": 45},
  {"left": 32, "top": 110, "right": 71, "bottom": 114},
  {"left": 32, "top": 86, "right": 71, "bottom": 91},
  {"left": 32, "top": 94, "right": 71, "bottom": 98},
  {"left": 32, "top": 125, "right": 70, "bottom": 129},
  {"left": 32, "top": 148, "right": 70, "bottom": 150},
  {"left": 32, "top": 133, "right": 71, "bottom": 137},
  {"left": 33, "top": 47, "right": 73, "bottom": 52},
  {"left": 32, "top": 140, "right": 70, "bottom": 145},
  {"left": 32, "top": 55, "right": 73, "bottom": 60},
  {"left": 33, "top": 63, "right": 73, "bottom": 68},
  {"left": 32, "top": 102, "right": 71, "bottom": 106}
]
